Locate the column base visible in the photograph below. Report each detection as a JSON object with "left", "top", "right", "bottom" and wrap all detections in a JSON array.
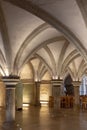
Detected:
[
  {"left": 34, "top": 102, "right": 41, "bottom": 106},
  {"left": 2, "top": 121, "right": 18, "bottom": 130}
]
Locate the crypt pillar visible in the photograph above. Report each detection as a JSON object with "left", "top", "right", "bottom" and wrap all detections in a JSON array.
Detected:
[
  {"left": 51, "top": 79, "right": 62, "bottom": 109},
  {"left": 72, "top": 81, "right": 81, "bottom": 110},
  {"left": 16, "top": 81, "right": 23, "bottom": 111},
  {"left": 2, "top": 76, "right": 19, "bottom": 129},
  {"left": 34, "top": 81, "right": 41, "bottom": 106}
]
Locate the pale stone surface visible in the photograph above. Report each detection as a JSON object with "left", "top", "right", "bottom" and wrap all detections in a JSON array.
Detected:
[
  {"left": 6, "top": 88, "right": 15, "bottom": 122},
  {"left": 0, "top": 106, "right": 87, "bottom": 130},
  {"left": 0, "top": 82, "right": 5, "bottom": 107},
  {"left": 16, "top": 82, "right": 23, "bottom": 110},
  {"left": 40, "top": 84, "right": 52, "bottom": 101},
  {"left": 23, "top": 84, "right": 34, "bottom": 104}
]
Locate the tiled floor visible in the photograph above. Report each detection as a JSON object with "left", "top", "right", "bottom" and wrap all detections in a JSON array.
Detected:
[{"left": 0, "top": 106, "right": 87, "bottom": 130}]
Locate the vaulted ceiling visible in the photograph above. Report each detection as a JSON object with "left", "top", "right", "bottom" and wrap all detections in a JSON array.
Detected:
[{"left": 0, "top": 0, "right": 87, "bottom": 81}]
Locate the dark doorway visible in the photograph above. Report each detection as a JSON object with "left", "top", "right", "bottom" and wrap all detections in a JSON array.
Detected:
[{"left": 64, "top": 74, "right": 74, "bottom": 96}]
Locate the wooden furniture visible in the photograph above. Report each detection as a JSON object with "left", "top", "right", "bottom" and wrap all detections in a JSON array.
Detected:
[
  {"left": 61, "top": 96, "right": 74, "bottom": 108},
  {"left": 49, "top": 96, "right": 54, "bottom": 107},
  {"left": 48, "top": 96, "right": 74, "bottom": 108},
  {"left": 81, "top": 96, "right": 87, "bottom": 109}
]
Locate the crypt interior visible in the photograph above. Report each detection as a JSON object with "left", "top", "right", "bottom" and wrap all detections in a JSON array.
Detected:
[{"left": 0, "top": 0, "right": 87, "bottom": 130}]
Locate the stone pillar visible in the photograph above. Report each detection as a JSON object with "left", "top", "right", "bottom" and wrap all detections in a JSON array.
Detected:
[
  {"left": 2, "top": 76, "right": 19, "bottom": 129},
  {"left": 51, "top": 79, "right": 62, "bottom": 110},
  {"left": 34, "top": 81, "right": 41, "bottom": 106},
  {"left": 16, "top": 81, "right": 23, "bottom": 111},
  {"left": 72, "top": 81, "right": 81, "bottom": 110}
]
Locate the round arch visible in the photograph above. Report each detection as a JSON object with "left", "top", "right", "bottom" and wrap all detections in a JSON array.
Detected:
[{"left": 63, "top": 74, "right": 74, "bottom": 96}]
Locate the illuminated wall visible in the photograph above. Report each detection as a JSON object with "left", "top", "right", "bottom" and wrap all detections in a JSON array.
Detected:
[
  {"left": 40, "top": 84, "right": 52, "bottom": 101},
  {"left": 23, "top": 84, "right": 34, "bottom": 104},
  {"left": 42, "top": 71, "right": 51, "bottom": 80},
  {"left": 20, "top": 63, "right": 33, "bottom": 79},
  {"left": 0, "top": 82, "right": 5, "bottom": 107}
]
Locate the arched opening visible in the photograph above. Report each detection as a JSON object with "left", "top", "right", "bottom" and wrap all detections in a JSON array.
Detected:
[
  {"left": 79, "top": 75, "right": 87, "bottom": 109},
  {"left": 60, "top": 74, "right": 74, "bottom": 109},
  {"left": 80, "top": 75, "right": 87, "bottom": 96},
  {"left": 64, "top": 74, "right": 74, "bottom": 96}
]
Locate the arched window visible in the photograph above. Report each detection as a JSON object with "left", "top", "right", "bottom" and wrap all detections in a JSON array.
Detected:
[{"left": 80, "top": 75, "right": 87, "bottom": 95}]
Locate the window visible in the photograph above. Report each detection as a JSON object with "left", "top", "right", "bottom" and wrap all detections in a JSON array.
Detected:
[{"left": 80, "top": 75, "right": 87, "bottom": 95}]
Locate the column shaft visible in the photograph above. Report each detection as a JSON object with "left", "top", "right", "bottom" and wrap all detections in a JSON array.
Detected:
[
  {"left": 6, "top": 87, "right": 15, "bottom": 121},
  {"left": 2, "top": 76, "right": 20, "bottom": 129},
  {"left": 52, "top": 80, "right": 62, "bottom": 109},
  {"left": 34, "top": 82, "right": 41, "bottom": 106},
  {"left": 16, "top": 82, "right": 23, "bottom": 110},
  {"left": 53, "top": 86, "right": 61, "bottom": 109},
  {"left": 72, "top": 81, "right": 81, "bottom": 110}
]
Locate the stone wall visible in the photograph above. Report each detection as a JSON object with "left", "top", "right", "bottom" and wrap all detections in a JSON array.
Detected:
[
  {"left": 23, "top": 83, "right": 34, "bottom": 104},
  {"left": 40, "top": 84, "right": 52, "bottom": 101},
  {"left": 0, "top": 82, "right": 5, "bottom": 107}
]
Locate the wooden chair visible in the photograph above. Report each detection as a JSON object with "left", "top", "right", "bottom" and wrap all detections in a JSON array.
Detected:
[
  {"left": 61, "top": 96, "right": 74, "bottom": 108},
  {"left": 61, "top": 96, "right": 66, "bottom": 108},
  {"left": 82, "top": 96, "right": 87, "bottom": 109}
]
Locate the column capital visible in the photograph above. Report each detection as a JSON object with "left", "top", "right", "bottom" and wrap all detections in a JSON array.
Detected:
[
  {"left": 2, "top": 75, "right": 20, "bottom": 87},
  {"left": 35, "top": 81, "right": 41, "bottom": 86},
  {"left": 72, "top": 81, "right": 81, "bottom": 87},
  {"left": 51, "top": 79, "right": 63, "bottom": 86},
  {"left": 35, "top": 81, "right": 41, "bottom": 83}
]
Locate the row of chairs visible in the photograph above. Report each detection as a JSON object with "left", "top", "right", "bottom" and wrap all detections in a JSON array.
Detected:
[
  {"left": 80, "top": 96, "right": 87, "bottom": 109},
  {"left": 60, "top": 96, "right": 74, "bottom": 108},
  {"left": 49, "top": 95, "right": 87, "bottom": 109},
  {"left": 49, "top": 96, "right": 74, "bottom": 108},
  {"left": 61, "top": 95, "right": 87, "bottom": 109}
]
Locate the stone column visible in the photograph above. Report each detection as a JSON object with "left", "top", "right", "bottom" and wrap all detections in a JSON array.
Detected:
[
  {"left": 34, "top": 81, "right": 41, "bottom": 106},
  {"left": 51, "top": 79, "right": 62, "bottom": 110},
  {"left": 16, "top": 81, "right": 23, "bottom": 111},
  {"left": 2, "top": 76, "right": 19, "bottom": 129},
  {"left": 72, "top": 81, "right": 81, "bottom": 110}
]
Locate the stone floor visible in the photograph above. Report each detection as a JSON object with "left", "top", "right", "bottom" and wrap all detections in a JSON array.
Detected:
[{"left": 0, "top": 106, "right": 87, "bottom": 130}]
